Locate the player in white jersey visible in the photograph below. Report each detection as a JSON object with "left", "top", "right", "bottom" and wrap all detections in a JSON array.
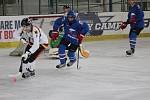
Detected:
[{"left": 14, "top": 18, "right": 48, "bottom": 78}]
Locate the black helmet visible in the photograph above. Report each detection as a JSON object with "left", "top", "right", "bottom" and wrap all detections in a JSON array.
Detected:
[
  {"left": 21, "top": 18, "right": 32, "bottom": 27},
  {"left": 63, "top": 5, "right": 70, "bottom": 9}
]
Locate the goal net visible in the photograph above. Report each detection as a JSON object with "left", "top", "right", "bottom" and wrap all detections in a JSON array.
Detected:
[{"left": 9, "top": 14, "right": 62, "bottom": 56}]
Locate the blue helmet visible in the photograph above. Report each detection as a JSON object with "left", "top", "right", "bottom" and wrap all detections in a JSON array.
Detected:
[{"left": 67, "top": 10, "right": 76, "bottom": 18}]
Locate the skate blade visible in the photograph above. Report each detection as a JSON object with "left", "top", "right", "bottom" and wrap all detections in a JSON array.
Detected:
[
  {"left": 56, "top": 66, "right": 66, "bottom": 69},
  {"left": 8, "top": 72, "right": 22, "bottom": 78},
  {"left": 126, "top": 54, "right": 133, "bottom": 57}
]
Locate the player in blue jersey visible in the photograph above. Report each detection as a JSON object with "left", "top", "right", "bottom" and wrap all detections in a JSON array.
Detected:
[
  {"left": 50, "top": 10, "right": 89, "bottom": 68},
  {"left": 48, "top": 5, "right": 70, "bottom": 58},
  {"left": 120, "top": 0, "right": 144, "bottom": 56}
]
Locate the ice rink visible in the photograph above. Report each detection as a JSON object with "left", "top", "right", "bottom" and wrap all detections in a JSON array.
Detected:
[{"left": 1, "top": 38, "right": 150, "bottom": 100}]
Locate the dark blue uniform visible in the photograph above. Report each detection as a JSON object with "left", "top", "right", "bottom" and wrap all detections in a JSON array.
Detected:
[
  {"left": 53, "top": 11, "right": 89, "bottom": 66},
  {"left": 127, "top": 4, "right": 144, "bottom": 29},
  {"left": 54, "top": 18, "right": 88, "bottom": 45},
  {"left": 126, "top": 4, "right": 144, "bottom": 55}
]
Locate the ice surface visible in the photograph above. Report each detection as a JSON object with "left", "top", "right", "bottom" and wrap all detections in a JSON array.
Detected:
[{"left": 1, "top": 38, "right": 150, "bottom": 100}]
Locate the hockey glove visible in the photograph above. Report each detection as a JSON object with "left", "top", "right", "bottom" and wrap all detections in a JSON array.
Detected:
[
  {"left": 20, "top": 38, "right": 27, "bottom": 45},
  {"left": 119, "top": 22, "right": 128, "bottom": 30},
  {"left": 22, "top": 51, "right": 31, "bottom": 61},
  {"left": 50, "top": 31, "right": 59, "bottom": 41},
  {"left": 77, "top": 34, "right": 84, "bottom": 44},
  {"left": 48, "top": 30, "right": 53, "bottom": 38}
]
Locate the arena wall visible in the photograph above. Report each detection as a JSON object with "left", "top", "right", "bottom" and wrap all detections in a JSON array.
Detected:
[{"left": 0, "top": 11, "right": 150, "bottom": 48}]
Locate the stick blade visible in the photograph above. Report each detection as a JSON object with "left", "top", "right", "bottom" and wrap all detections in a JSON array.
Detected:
[
  {"left": 79, "top": 45, "right": 90, "bottom": 58},
  {"left": 80, "top": 50, "right": 90, "bottom": 58},
  {"left": 8, "top": 72, "right": 22, "bottom": 82}
]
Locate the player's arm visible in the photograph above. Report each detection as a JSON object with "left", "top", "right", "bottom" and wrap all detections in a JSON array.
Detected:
[
  {"left": 120, "top": 8, "right": 137, "bottom": 30},
  {"left": 121, "top": 14, "right": 136, "bottom": 26},
  {"left": 78, "top": 22, "right": 89, "bottom": 44},
  {"left": 127, "top": 5, "right": 140, "bottom": 25},
  {"left": 129, "top": 4, "right": 144, "bottom": 25},
  {"left": 21, "top": 28, "right": 40, "bottom": 61},
  {"left": 53, "top": 17, "right": 64, "bottom": 31},
  {"left": 29, "top": 29, "right": 40, "bottom": 54},
  {"left": 80, "top": 22, "right": 89, "bottom": 35},
  {"left": 129, "top": 13, "right": 136, "bottom": 24},
  {"left": 49, "top": 17, "right": 64, "bottom": 41},
  {"left": 119, "top": 14, "right": 132, "bottom": 30}
]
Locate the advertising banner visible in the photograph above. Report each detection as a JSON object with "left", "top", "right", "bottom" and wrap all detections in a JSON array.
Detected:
[
  {"left": 0, "top": 16, "right": 24, "bottom": 42},
  {"left": 0, "top": 15, "right": 61, "bottom": 42},
  {"left": 0, "top": 12, "right": 150, "bottom": 43},
  {"left": 78, "top": 11, "right": 150, "bottom": 35}
]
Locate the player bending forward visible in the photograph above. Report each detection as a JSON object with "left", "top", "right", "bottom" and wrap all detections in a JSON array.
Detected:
[
  {"left": 14, "top": 18, "right": 48, "bottom": 78},
  {"left": 50, "top": 10, "right": 89, "bottom": 68},
  {"left": 120, "top": 0, "right": 144, "bottom": 56}
]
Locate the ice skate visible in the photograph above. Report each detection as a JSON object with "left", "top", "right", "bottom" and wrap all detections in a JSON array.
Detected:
[
  {"left": 67, "top": 60, "right": 76, "bottom": 67},
  {"left": 22, "top": 68, "right": 35, "bottom": 78},
  {"left": 56, "top": 63, "right": 66, "bottom": 69},
  {"left": 126, "top": 48, "right": 135, "bottom": 56}
]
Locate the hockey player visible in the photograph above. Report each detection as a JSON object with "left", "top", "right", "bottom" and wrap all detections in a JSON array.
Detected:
[
  {"left": 48, "top": 5, "right": 70, "bottom": 57},
  {"left": 15, "top": 18, "right": 48, "bottom": 78},
  {"left": 120, "top": 0, "right": 144, "bottom": 56},
  {"left": 63, "top": 5, "right": 70, "bottom": 17},
  {"left": 50, "top": 10, "right": 89, "bottom": 68}
]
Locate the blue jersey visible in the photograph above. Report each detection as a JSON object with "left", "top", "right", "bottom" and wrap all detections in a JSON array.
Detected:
[
  {"left": 127, "top": 4, "right": 144, "bottom": 29},
  {"left": 53, "top": 17, "right": 89, "bottom": 45}
]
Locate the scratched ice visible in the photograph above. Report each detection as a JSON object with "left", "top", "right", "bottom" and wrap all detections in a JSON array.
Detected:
[{"left": 0, "top": 38, "right": 150, "bottom": 100}]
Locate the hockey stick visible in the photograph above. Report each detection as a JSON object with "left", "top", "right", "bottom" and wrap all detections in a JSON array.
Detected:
[
  {"left": 8, "top": 44, "right": 27, "bottom": 80},
  {"left": 8, "top": 58, "right": 24, "bottom": 79},
  {"left": 77, "top": 47, "right": 80, "bottom": 70},
  {"left": 19, "top": 58, "right": 24, "bottom": 72}
]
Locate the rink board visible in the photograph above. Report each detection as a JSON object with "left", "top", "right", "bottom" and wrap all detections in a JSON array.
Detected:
[
  {"left": 0, "top": 11, "right": 150, "bottom": 48},
  {"left": 0, "top": 33, "right": 150, "bottom": 48}
]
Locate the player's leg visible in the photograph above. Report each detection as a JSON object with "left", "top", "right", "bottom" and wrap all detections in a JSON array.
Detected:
[
  {"left": 126, "top": 28, "right": 143, "bottom": 55},
  {"left": 22, "top": 44, "right": 47, "bottom": 78},
  {"left": 126, "top": 29, "right": 137, "bottom": 55},
  {"left": 22, "top": 55, "right": 36, "bottom": 78},
  {"left": 56, "top": 38, "right": 70, "bottom": 68},
  {"left": 21, "top": 44, "right": 31, "bottom": 73},
  {"left": 67, "top": 44, "right": 78, "bottom": 67},
  {"left": 56, "top": 44, "right": 67, "bottom": 68}
]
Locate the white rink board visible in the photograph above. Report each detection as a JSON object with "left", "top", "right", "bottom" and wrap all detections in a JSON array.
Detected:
[
  {"left": 0, "top": 11, "right": 150, "bottom": 43},
  {"left": 98, "top": 11, "right": 150, "bottom": 35}
]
